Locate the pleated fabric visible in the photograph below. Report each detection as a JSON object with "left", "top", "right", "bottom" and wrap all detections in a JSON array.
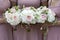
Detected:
[
  {"left": 0, "top": 0, "right": 12, "bottom": 40},
  {"left": 18, "top": 0, "right": 40, "bottom": 8},
  {"left": 13, "top": 24, "right": 42, "bottom": 40},
  {"left": 47, "top": 26, "right": 60, "bottom": 40}
]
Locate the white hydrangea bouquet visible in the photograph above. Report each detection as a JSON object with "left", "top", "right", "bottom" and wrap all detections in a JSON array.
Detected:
[{"left": 4, "top": 6, "right": 56, "bottom": 30}]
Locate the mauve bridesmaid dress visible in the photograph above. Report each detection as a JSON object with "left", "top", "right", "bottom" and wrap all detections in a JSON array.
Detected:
[
  {"left": 13, "top": 0, "right": 43, "bottom": 40},
  {"left": 13, "top": 24, "right": 42, "bottom": 40},
  {"left": 0, "top": 0, "right": 12, "bottom": 40},
  {"left": 18, "top": 0, "right": 40, "bottom": 8},
  {"left": 47, "top": 0, "right": 60, "bottom": 40}
]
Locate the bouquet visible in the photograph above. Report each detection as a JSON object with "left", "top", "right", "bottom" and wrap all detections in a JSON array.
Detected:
[
  {"left": 4, "top": 6, "right": 21, "bottom": 26},
  {"left": 20, "top": 7, "right": 37, "bottom": 24},
  {"left": 4, "top": 6, "right": 56, "bottom": 27},
  {"left": 36, "top": 6, "right": 56, "bottom": 23}
]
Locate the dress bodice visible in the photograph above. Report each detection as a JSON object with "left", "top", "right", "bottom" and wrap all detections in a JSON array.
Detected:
[
  {"left": 18, "top": 0, "right": 40, "bottom": 8},
  {"left": 0, "top": 0, "right": 10, "bottom": 17}
]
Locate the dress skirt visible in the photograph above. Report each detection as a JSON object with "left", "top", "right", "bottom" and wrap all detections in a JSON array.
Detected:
[
  {"left": 0, "top": 23, "right": 12, "bottom": 40},
  {"left": 13, "top": 24, "right": 42, "bottom": 40},
  {"left": 47, "top": 26, "right": 60, "bottom": 40}
]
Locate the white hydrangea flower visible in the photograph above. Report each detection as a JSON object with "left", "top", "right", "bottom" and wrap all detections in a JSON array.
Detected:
[
  {"left": 47, "top": 9, "right": 56, "bottom": 22},
  {"left": 48, "top": 15, "right": 55, "bottom": 22},
  {"left": 20, "top": 7, "right": 36, "bottom": 24},
  {"left": 48, "top": 9, "right": 56, "bottom": 16}
]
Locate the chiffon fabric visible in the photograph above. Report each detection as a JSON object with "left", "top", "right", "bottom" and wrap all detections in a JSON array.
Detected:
[
  {"left": 13, "top": 0, "right": 43, "bottom": 40},
  {"left": 18, "top": 0, "right": 40, "bottom": 8},
  {"left": 0, "top": 0, "right": 48, "bottom": 40},
  {"left": 47, "top": 26, "right": 60, "bottom": 40},
  {"left": 47, "top": 0, "right": 60, "bottom": 40},
  {"left": 0, "top": 0, "right": 12, "bottom": 40},
  {"left": 13, "top": 24, "right": 42, "bottom": 40}
]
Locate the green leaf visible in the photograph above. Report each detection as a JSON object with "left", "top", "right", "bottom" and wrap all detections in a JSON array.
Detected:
[
  {"left": 31, "top": 7, "right": 36, "bottom": 12},
  {"left": 8, "top": 8, "right": 11, "bottom": 13},
  {"left": 15, "top": 6, "right": 19, "bottom": 11}
]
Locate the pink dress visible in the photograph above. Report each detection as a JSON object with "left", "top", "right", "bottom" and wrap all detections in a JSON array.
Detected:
[{"left": 0, "top": 0, "right": 12, "bottom": 40}]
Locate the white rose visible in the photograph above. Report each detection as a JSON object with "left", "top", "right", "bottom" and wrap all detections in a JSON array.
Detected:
[
  {"left": 5, "top": 11, "right": 21, "bottom": 26},
  {"left": 21, "top": 14, "right": 35, "bottom": 24},
  {"left": 36, "top": 14, "right": 47, "bottom": 23},
  {"left": 21, "top": 7, "right": 36, "bottom": 24},
  {"left": 40, "top": 14, "right": 47, "bottom": 20},
  {"left": 11, "top": 13, "right": 21, "bottom": 25}
]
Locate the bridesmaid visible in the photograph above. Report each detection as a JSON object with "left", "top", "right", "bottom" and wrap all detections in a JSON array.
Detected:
[
  {"left": 47, "top": 0, "right": 60, "bottom": 40},
  {"left": 0, "top": 0, "right": 12, "bottom": 40},
  {"left": 12, "top": 0, "right": 47, "bottom": 40}
]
